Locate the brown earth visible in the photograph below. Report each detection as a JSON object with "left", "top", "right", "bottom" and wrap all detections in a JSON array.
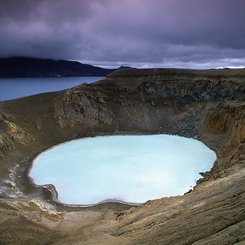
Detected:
[{"left": 0, "top": 68, "right": 244, "bottom": 244}]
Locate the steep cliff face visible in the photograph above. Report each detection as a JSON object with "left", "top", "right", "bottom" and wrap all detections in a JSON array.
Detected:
[
  {"left": 0, "top": 113, "right": 32, "bottom": 160},
  {"left": 203, "top": 103, "right": 245, "bottom": 180},
  {"left": 54, "top": 85, "right": 114, "bottom": 128},
  {"left": 0, "top": 68, "right": 244, "bottom": 244},
  {"left": 50, "top": 69, "right": 243, "bottom": 150},
  {"left": 108, "top": 68, "right": 245, "bottom": 99}
]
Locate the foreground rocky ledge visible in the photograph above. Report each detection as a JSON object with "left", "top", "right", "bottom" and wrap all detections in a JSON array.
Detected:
[{"left": 0, "top": 68, "right": 244, "bottom": 244}]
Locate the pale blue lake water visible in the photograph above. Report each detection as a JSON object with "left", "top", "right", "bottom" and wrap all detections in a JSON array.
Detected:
[
  {"left": 0, "top": 77, "right": 103, "bottom": 101},
  {"left": 29, "top": 135, "right": 216, "bottom": 205}
]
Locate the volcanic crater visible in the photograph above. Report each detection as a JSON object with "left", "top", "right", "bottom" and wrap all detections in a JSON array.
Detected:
[{"left": 0, "top": 68, "right": 244, "bottom": 245}]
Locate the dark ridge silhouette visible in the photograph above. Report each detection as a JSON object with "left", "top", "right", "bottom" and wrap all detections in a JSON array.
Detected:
[{"left": 0, "top": 57, "right": 121, "bottom": 77}]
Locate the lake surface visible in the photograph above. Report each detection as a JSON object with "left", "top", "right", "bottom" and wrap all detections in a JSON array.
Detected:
[
  {"left": 0, "top": 77, "right": 103, "bottom": 100},
  {"left": 29, "top": 135, "right": 216, "bottom": 205}
]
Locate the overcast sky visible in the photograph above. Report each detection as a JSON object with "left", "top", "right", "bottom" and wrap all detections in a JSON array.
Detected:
[{"left": 0, "top": 0, "right": 245, "bottom": 68}]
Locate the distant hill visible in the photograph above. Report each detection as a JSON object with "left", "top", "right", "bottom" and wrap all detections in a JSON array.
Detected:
[{"left": 0, "top": 57, "right": 118, "bottom": 77}]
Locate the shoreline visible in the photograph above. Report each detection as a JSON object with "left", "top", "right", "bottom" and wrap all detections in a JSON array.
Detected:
[{"left": 26, "top": 133, "right": 217, "bottom": 209}]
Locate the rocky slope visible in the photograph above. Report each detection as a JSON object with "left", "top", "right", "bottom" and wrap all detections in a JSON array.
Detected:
[{"left": 0, "top": 68, "right": 244, "bottom": 244}]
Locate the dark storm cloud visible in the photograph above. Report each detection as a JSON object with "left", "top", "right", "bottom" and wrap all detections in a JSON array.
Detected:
[{"left": 0, "top": 0, "right": 245, "bottom": 68}]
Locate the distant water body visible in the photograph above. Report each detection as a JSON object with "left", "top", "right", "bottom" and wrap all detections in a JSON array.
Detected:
[{"left": 0, "top": 77, "right": 103, "bottom": 101}]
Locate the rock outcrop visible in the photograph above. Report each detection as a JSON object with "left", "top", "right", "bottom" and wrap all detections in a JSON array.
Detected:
[
  {"left": 54, "top": 85, "right": 114, "bottom": 128},
  {"left": 0, "top": 113, "right": 32, "bottom": 160}
]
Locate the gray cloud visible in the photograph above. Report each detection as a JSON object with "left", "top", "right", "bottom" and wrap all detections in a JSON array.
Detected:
[{"left": 0, "top": 0, "right": 244, "bottom": 68}]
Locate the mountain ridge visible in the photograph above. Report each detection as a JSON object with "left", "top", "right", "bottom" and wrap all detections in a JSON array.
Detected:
[{"left": 0, "top": 57, "right": 119, "bottom": 77}]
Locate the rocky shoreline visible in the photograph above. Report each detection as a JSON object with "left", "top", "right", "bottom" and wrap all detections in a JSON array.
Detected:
[{"left": 0, "top": 68, "right": 244, "bottom": 244}]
